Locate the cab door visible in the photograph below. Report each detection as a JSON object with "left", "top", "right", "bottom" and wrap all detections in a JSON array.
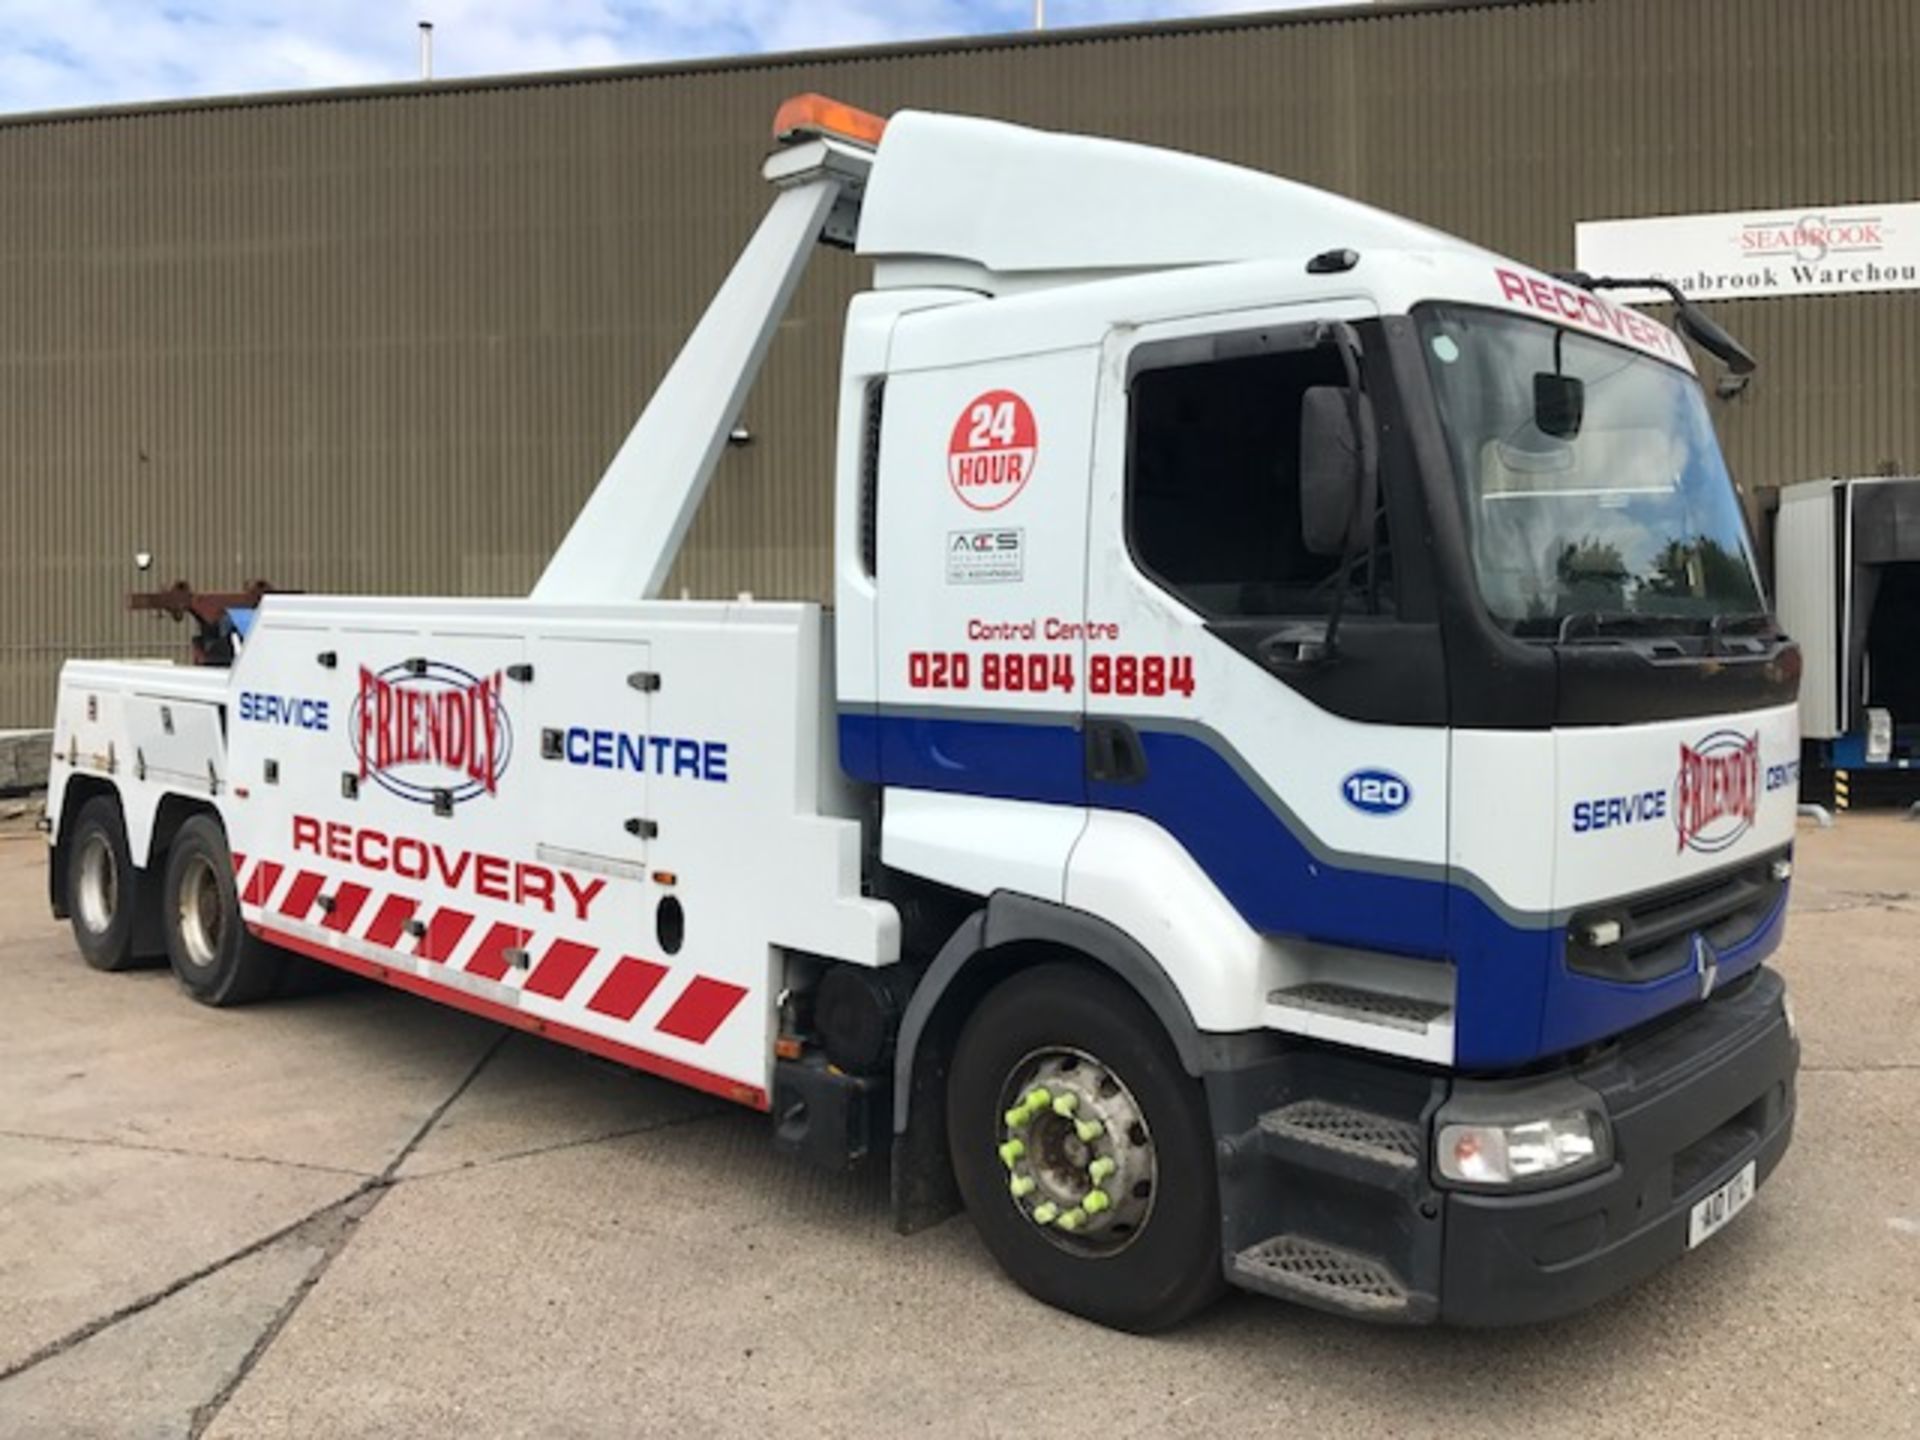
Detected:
[
  {"left": 873, "top": 308, "right": 1101, "bottom": 809},
  {"left": 1077, "top": 305, "right": 1452, "bottom": 955},
  {"left": 870, "top": 304, "right": 1102, "bottom": 901}
]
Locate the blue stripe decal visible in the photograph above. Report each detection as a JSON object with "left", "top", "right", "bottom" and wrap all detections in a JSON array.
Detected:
[
  {"left": 844, "top": 710, "right": 1783, "bottom": 1068},
  {"left": 1535, "top": 887, "right": 1786, "bottom": 1058},
  {"left": 841, "top": 707, "right": 1081, "bottom": 803},
  {"left": 1090, "top": 728, "right": 1449, "bottom": 957}
]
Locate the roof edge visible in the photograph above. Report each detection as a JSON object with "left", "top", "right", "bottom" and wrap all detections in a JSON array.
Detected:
[{"left": 0, "top": 0, "right": 1553, "bottom": 130}]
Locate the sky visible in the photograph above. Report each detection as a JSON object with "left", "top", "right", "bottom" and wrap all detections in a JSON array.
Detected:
[{"left": 0, "top": 1, "right": 1338, "bottom": 115}]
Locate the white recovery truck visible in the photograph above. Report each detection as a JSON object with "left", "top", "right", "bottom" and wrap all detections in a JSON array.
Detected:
[{"left": 45, "top": 95, "right": 1802, "bottom": 1330}]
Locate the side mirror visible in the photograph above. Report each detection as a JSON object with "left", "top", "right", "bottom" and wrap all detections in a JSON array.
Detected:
[
  {"left": 1675, "top": 303, "right": 1758, "bottom": 377},
  {"left": 1533, "top": 372, "right": 1585, "bottom": 439},
  {"left": 1299, "top": 385, "right": 1375, "bottom": 558}
]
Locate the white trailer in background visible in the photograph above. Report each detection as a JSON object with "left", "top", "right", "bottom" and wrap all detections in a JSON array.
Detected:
[
  {"left": 1770, "top": 475, "right": 1920, "bottom": 811},
  {"left": 45, "top": 95, "right": 1800, "bottom": 1331}
]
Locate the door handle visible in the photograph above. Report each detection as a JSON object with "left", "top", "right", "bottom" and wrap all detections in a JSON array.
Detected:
[
  {"left": 1085, "top": 719, "right": 1148, "bottom": 785},
  {"left": 1257, "top": 622, "right": 1334, "bottom": 672}
]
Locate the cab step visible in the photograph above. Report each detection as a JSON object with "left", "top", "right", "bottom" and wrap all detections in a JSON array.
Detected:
[
  {"left": 1259, "top": 1099, "right": 1421, "bottom": 1173},
  {"left": 1268, "top": 982, "right": 1448, "bottom": 1032},
  {"left": 1264, "top": 982, "right": 1455, "bottom": 1064},
  {"left": 1230, "top": 1234, "right": 1419, "bottom": 1320}
]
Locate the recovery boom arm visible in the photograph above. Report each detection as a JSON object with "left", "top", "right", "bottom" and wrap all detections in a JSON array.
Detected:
[{"left": 531, "top": 118, "right": 874, "bottom": 603}]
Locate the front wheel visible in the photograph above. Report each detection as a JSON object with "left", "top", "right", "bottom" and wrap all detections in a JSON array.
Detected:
[
  {"left": 946, "top": 962, "right": 1226, "bottom": 1332},
  {"left": 162, "top": 815, "right": 285, "bottom": 1006}
]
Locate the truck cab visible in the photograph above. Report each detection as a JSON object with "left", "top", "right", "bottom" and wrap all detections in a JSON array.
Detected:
[{"left": 829, "top": 107, "right": 1799, "bottom": 1324}]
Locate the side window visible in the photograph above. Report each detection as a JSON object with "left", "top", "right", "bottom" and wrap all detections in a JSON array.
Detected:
[{"left": 1127, "top": 346, "right": 1392, "bottom": 619}]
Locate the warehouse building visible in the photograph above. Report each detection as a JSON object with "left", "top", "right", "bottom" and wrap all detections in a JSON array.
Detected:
[{"left": 1, "top": 0, "right": 1916, "bottom": 723}]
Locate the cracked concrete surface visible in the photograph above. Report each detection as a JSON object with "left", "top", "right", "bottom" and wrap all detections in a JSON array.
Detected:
[
  {"left": 0, "top": 1136, "right": 363, "bottom": 1378},
  {"left": 0, "top": 1218, "right": 330, "bottom": 1439},
  {"left": 2, "top": 813, "right": 1918, "bottom": 1438}
]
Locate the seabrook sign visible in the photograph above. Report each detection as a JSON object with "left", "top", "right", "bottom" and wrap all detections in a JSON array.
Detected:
[{"left": 1575, "top": 202, "right": 1920, "bottom": 303}]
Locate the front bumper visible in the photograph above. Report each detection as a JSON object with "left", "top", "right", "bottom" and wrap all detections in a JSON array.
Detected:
[
  {"left": 1439, "top": 965, "right": 1796, "bottom": 1324},
  {"left": 1207, "top": 966, "right": 1798, "bottom": 1326}
]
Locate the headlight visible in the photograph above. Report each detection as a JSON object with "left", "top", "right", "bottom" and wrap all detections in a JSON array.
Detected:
[{"left": 1437, "top": 1110, "right": 1609, "bottom": 1186}]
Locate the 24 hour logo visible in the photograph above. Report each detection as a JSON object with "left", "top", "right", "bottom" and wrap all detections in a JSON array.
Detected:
[{"left": 948, "top": 390, "right": 1037, "bottom": 511}]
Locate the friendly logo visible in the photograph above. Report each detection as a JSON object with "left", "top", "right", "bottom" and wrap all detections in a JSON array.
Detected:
[
  {"left": 350, "top": 660, "right": 512, "bottom": 805},
  {"left": 1674, "top": 730, "right": 1760, "bottom": 854}
]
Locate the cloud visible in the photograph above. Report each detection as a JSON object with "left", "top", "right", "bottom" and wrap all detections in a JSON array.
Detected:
[{"left": 0, "top": 0, "right": 1337, "bottom": 114}]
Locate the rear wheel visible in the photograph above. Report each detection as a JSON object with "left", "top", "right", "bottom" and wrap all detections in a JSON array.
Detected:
[
  {"left": 162, "top": 815, "right": 285, "bottom": 1006},
  {"left": 66, "top": 796, "right": 145, "bottom": 972},
  {"left": 947, "top": 962, "right": 1226, "bottom": 1332}
]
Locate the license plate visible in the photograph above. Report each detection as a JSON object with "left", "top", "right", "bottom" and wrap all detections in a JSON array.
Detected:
[{"left": 1687, "top": 1160, "right": 1757, "bottom": 1248}]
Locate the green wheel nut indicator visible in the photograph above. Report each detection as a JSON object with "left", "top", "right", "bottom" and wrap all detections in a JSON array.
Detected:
[
  {"left": 1010, "top": 1175, "right": 1037, "bottom": 1199},
  {"left": 1073, "top": 1118, "right": 1105, "bottom": 1143},
  {"left": 1023, "top": 1088, "right": 1052, "bottom": 1111},
  {"left": 1052, "top": 1092, "right": 1079, "bottom": 1117},
  {"left": 1087, "top": 1156, "right": 1117, "bottom": 1183},
  {"left": 1056, "top": 1207, "right": 1087, "bottom": 1231},
  {"left": 998, "top": 1139, "right": 1026, "bottom": 1169},
  {"left": 1031, "top": 1201, "right": 1060, "bottom": 1225},
  {"left": 1083, "top": 1189, "right": 1111, "bottom": 1214}
]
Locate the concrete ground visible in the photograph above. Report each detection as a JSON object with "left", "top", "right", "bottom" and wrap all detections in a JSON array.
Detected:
[{"left": 1, "top": 810, "right": 1916, "bottom": 1439}]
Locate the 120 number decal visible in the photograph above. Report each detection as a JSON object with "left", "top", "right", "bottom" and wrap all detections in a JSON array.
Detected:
[{"left": 1342, "top": 769, "right": 1411, "bottom": 816}]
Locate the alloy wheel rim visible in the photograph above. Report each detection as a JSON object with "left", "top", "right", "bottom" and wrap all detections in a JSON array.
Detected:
[
  {"left": 75, "top": 832, "right": 118, "bottom": 935},
  {"left": 177, "top": 854, "right": 224, "bottom": 970},
  {"left": 996, "top": 1046, "right": 1157, "bottom": 1255}
]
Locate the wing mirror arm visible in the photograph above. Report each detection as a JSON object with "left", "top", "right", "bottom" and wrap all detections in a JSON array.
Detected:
[
  {"left": 1553, "top": 270, "right": 1759, "bottom": 377},
  {"left": 1294, "top": 320, "right": 1379, "bottom": 667}
]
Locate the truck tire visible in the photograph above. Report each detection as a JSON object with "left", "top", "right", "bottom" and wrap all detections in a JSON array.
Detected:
[
  {"left": 66, "top": 795, "right": 145, "bottom": 972},
  {"left": 947, "top": 962, "right": 1226, "bottom": 1333},
  {"left": 161, "top": 815, "right": 285, "bottom": 1006}
]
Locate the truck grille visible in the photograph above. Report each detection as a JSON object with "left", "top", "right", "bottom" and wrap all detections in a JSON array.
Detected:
[{"left": 1565, "top": 848, "right": 1789, "bottom": 985}]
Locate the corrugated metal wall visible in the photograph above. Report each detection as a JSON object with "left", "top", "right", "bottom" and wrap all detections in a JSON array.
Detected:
[{"left": 2, "top": 0, "right": 1917, "bottom": 723}]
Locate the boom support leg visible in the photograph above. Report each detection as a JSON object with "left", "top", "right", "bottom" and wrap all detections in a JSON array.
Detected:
[{"left": 532, "top": 174, "right": 843, "bottom": 603}]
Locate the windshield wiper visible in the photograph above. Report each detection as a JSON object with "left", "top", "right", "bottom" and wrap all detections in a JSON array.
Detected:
[
  {"left": 1706, "top": 611, "right": 1781, "bottom": 652},
  {"left": 1553, "top": 611, "right": 1672, "bottom": 644},
  {"left": 1543, "top": 610, "right": 1779, "bottom": 649}
]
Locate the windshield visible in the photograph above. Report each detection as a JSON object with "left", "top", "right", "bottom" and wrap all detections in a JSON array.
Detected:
[{"left": 1416, "top": 304, "right": 1765, "bottom": 637}]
